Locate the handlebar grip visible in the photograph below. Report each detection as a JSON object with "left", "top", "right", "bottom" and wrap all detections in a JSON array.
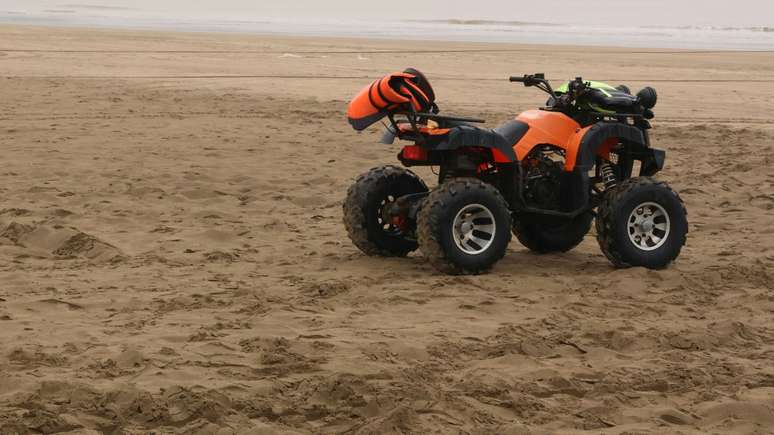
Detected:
[{"left": 509, "top": 76, "right": 526, "bottom": 82}]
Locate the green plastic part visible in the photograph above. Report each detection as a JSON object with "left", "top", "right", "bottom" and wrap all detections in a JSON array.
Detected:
[
  {"left": 555, "top": 80, "right": 617, "bottom": 94},
  {"left": 554, "top": 79, "right": 620, "bottom": 114}
]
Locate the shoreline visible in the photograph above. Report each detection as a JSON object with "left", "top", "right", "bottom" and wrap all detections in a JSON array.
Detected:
[{"left": 1, "top": 20, "right": 773, "bottom": 52}]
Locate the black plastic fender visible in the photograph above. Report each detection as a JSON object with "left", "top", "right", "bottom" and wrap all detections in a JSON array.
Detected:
[
  {"left": 561, "top": 122, "right": 664, "bottom": 213},
  {"left": 575, "top": 122, "right": 647, "bottom": 171},
  {"left": 431, "top": 121, "right": 528, "bottom": 162}
]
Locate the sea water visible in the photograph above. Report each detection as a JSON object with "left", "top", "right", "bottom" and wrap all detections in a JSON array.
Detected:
[{"left": 1, "top": 4, "right": 773, "bottom": 51}]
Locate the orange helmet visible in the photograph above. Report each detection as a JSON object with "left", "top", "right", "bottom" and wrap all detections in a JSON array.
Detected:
[{"left": 347, "top": 68, "right": 436, "bottom": 131}]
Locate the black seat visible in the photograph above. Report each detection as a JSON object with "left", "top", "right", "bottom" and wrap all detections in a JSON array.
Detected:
[
  {"left": 442, "top": 120, "right": 528, "bottom": 149},
  {"left": 494, "top": 120, "right": 531, "bottom": 146},
  {"left": 431, "top": 120, "right": 529, "bottom": 162}
]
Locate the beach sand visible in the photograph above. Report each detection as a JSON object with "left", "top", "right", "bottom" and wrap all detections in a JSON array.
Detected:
[{"left": 0, "top": 24, "right": 773, "bottom": 434}]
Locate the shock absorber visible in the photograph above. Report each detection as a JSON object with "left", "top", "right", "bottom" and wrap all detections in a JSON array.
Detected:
[{"left": 600, "top": 163, "right": 617, "bottom": 190}]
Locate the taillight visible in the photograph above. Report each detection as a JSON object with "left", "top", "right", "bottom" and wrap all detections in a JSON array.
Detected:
[{"left": 401, "top": 146, "right": 428, "bottom": 161}]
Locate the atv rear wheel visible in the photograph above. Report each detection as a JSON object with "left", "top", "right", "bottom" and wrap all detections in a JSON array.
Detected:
[
  {"left": 417, "top": 178, "right": 511, "bottom": 274},
  {"left": 513, "top": 213, "right": 593, "bottom": 253},
  {"left": 343, "top": 165, "right": 428, "bottom": 257},
  {"left": 596, "top": 177, "right": 687, "bottom": 269}
]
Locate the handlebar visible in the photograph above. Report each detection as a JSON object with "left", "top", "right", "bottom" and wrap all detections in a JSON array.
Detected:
[
  {"left": 509, "top": 73, "right": 546, "bottom": 86},
  {"left": 510, "top": 73, "right": 654, "bottom": 119},
  {"left": 509, "top": 74, "right": 590, "bottom": 105},
  {"left": 509, "top": 73, "right": 558, "bottom": 101}
]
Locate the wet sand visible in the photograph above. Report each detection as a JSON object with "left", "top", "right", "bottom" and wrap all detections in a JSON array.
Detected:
[{"left": 0, "top": 24, "right": 773, "bottom": 434}]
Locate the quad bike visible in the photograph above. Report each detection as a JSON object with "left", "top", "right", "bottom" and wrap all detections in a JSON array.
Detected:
[{"left": 343, "top": 68, "right": 687, "bottom": 274}]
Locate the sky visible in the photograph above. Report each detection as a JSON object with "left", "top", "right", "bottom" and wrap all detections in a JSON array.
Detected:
[{"left": 1, "top": 0, "right": 772, "bottom": 27}]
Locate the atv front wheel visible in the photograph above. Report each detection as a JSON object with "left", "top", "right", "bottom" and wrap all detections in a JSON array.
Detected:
[
  {"left": 513, "top": 213, "right": 593, "bottom": 253},
  {"left": 596, "top": 177, "right": 687, "bottom": 269},
  {"left": 343, "top": 165, "right": 428, "bottom": 257},
  {"left": 417, "top": 178, "right": 512, "bottom": 274}
]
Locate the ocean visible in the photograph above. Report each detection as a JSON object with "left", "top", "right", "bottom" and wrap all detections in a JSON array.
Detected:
[{"left": 1, "top": 5, "right": 773, "bottom": 51}]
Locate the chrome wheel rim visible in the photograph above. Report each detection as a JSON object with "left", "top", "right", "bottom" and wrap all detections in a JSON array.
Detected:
[
  {"left": 452, "top": 204, "right": 496, "bottom": 255},
  {"left": 627, "top": 201, "right": 670, "bottom": 251}
]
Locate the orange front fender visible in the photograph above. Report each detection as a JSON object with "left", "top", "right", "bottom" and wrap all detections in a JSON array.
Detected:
[
  {"left": 563, "top": 126, "right": 594, "bottom": 171},
  {"left": 514, "top": 110, "right": 586, "bottom": 170},
  {"left": 514, "top": 110, "right": 580, "bottom": 160}
]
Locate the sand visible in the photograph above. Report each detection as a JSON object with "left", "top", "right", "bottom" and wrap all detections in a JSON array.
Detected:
[{"left": 0, "top": 24, "right": 773, "bottom": 434}]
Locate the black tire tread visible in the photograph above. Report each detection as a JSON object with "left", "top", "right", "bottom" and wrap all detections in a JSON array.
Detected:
[
  {"left": 596, "top": 177, "right": 687, "bottom": 268},
  {"left": 417, "top": 178, "right": 511, "bottom": 274},
  {"left": 343, "top": 165, "right": 427, "bottom": 257},
  {"left": 512, "top": 214, "right": 592, "bottom": 253}
]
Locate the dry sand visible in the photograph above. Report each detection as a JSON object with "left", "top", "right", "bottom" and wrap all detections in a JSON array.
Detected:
[{"left": 0, "top": 25, "right": 773, "bottom": 434}]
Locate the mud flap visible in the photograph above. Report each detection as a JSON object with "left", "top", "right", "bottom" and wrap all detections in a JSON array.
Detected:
[
  {"left": 559, "top": 170, "right": 591, "bottom": 213},
  {"left": 640, "top": 148, "right": 665, "bottom": 176}
]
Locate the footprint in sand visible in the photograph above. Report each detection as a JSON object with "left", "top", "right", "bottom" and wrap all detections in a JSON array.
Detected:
[
  {"left": 750, "top": 194, "right": 774, "bottom": 210},
  {"left": 0, "top": 221, "right": 123, "bottom": 261}
]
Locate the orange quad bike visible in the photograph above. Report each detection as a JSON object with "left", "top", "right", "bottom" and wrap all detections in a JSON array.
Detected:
[{"left": 344, "top": 69, "right": 687, "bottom": 274}]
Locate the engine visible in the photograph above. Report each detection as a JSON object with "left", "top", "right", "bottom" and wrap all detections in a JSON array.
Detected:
[{"left": 522, "top": 146, "right": 565, "bottom": 211}]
